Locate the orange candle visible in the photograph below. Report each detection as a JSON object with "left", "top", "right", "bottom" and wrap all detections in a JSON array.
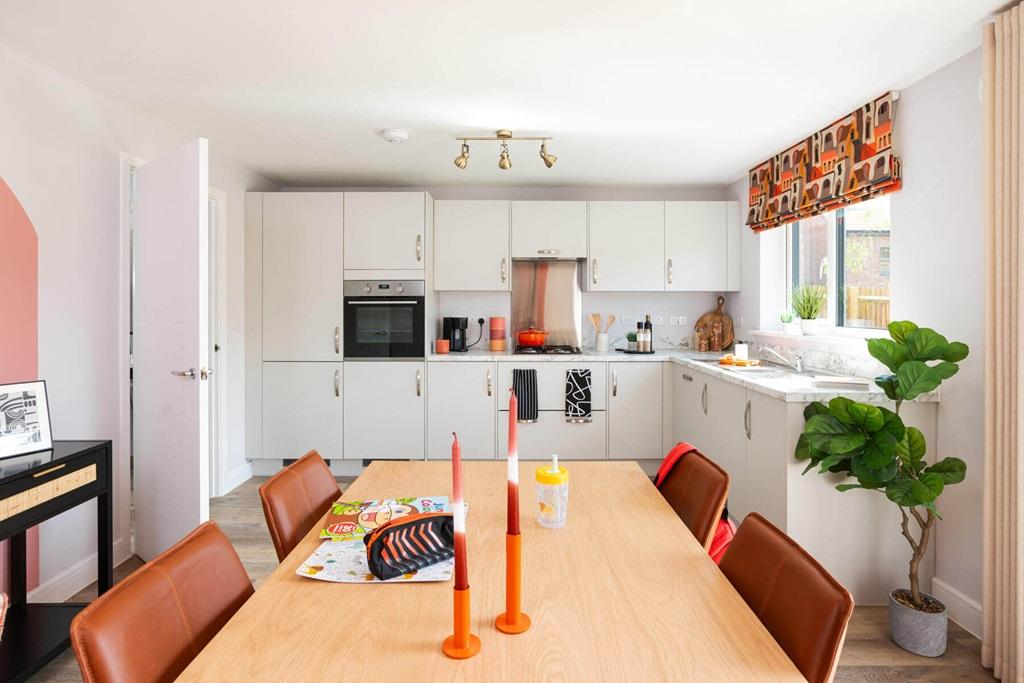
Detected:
[
  {"left": 451, "top": 433, "right": 468, "bottom": 590},
  {"left": 507, "top": 390, "right": 521, "bottom": 535}
]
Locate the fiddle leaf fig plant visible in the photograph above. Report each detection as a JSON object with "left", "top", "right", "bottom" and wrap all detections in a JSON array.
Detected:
[{"left": 794, "top": 321, "right": 968, "bottom": 610}]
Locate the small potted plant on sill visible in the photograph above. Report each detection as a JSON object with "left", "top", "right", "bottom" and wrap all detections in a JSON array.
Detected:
[
  {"left": 626, "top": 331, "right": 637, "bottom": 352},
  {"left": 792, "top": 284, "right": 826, "bottom": 335},
  {"left": 794, "top": 320, "right": 968, "bottom": 657},
  {"left": 780, "top": 310, "right": 801, "bottom": 335}
]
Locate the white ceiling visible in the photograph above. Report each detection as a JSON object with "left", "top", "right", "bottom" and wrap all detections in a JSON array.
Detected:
[{"left": 0, "top": 0, "right": 1001, "bottom": 187}]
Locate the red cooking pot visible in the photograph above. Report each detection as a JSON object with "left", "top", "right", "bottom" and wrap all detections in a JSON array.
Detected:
[{"left": 516, "top": 327, "right": 548, "bottom": 348}]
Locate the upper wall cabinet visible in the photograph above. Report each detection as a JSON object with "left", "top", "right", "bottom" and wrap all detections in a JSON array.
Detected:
[
  {"left": 588, "top": 201, "right": 665, "bottom": 291},
  {"left": 664, "top": 201, "right": 742, "bottom": 291},
  {"left": 262, "top": 192, "right": 344, "bottom": 361},
  {"left": 344, "top": 192, "right": 426, "bottom": 270},
  {"left": 511, "top": 201, "right": 587, "bottom": 258},
  {"left": 434, "top": 200, "right": 510, "bottom": 291}
]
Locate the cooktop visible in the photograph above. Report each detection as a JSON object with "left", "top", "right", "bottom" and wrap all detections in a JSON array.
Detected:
[{"left": 514, "top": 344, "right": 582, "bottom": 355}]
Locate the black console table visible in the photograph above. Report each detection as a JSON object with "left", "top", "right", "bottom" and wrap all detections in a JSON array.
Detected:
[{"left": 0, "top": 440, "right": 113, "bottom": 682}]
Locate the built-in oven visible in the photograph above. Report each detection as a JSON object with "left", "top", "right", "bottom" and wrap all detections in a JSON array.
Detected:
[{"left": 343, "top": 280, "right": 425, "bottom": 359}]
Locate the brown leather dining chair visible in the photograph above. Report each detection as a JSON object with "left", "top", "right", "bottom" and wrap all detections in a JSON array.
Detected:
[
  {"left": 657, "top": 450, "right": 730, "bottom": 550},
  {"left": 70, "top": 522, "right": 253, "bottom": 683},
  {"left": 719, "top": 513, "right": 854, "bottom": 683},
  {"left": 259, "top": 449, "right": 340, "bottom": 561}
]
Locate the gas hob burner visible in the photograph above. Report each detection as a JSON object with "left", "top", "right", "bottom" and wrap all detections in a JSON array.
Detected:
[{"left": 514, "top": 344, "right": 582, "bottom": 355}]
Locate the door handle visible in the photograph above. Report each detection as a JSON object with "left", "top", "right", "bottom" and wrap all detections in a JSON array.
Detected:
[
  {"left": 334, "top": 326, "right": 340, "bottom": 354},
  {"left": 701, "top": 382, "right": 708, "bottom": 415},
  {"left": 537, "top": 249, "right": 561, "bottom": 255},
  {"left": 744, "top": 400, "right": 752, "bottom": 440},
  {"left": 171, "top": 367, "right": 196, "bottom": 379},
  {"left": 667, "top": 258, "right": 674, "bottom": 285},
  {"left": 486, "top": 369, "right": 493, "bottom": 396},
  {"left": 334, "top": 370, "right": 341, "bottom": 397},
  {"left": 592, "top": 258, "right": 598, "bottom": 285},
  {"left": 416, "top": 234, "right": 423, "bottom": 262},
  {"left": 682, "top": 373, "right": 693, "bottom": 382},
  {"left": 200, "top": 367, "right": 214, "bottom": 380},
  {"left": 612, "top": 369, "right": 618, "bottom": 397},
  {"left": 501, "top": 257, "right": 507, "bottom": 283},
  {"left": 416, "top": 369, "right": 422, "bottom": 397}
]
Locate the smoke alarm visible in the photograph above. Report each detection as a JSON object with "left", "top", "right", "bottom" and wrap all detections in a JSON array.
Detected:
[{"left": 379, "top": 128, "right": 409, "bottom": 144}]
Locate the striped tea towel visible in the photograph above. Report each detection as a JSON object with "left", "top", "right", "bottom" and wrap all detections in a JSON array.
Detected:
[
  {"left": 565, "top": 369, "right": 592, "bottom": 420},
  {"left": 512, "top": 368, "right": 539, "bottom": 422}
]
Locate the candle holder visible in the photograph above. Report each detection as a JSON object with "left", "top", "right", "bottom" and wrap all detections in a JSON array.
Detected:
[
  {"left": 443, "top": 586, "right": 482, "bottom": 658},
  {"left": 495, "top": 532, "right": 531, "bottom": 634}
]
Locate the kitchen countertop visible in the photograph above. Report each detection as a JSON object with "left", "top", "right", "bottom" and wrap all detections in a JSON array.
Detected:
[{"left": 426, "top": 348, "right": 939, "bottom": 404}]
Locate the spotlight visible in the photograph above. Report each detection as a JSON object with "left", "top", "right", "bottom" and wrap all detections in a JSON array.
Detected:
[
  {"left": 498, "top": 142, "right": 511, "bottom": 170},
  {"left": 453, "top": 142, "right": 470, "bottom": 169},
  {"left": 539, "top": 141, "right": 557, "bottom": 168}
]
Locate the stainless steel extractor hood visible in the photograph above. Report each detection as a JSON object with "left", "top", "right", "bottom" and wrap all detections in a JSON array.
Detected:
[{"left": 510, "top": 259, "right": 583, "bottom": 349}]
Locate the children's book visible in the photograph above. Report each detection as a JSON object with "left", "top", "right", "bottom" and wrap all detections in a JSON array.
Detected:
[{"left": 296, "top": 496, "right": 454, "bottom": 583}]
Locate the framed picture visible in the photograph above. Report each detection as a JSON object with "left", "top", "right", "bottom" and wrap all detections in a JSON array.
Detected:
[{"left": 0, "top": 381, "right": 53, "bottom": 458}]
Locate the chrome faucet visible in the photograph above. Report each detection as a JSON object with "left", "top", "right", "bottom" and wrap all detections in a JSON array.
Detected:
[{"left": 761, "top": 347, "right": 803, "bottom": 373}]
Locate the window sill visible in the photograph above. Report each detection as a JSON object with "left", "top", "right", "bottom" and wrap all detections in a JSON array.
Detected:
[{"left": 749, "top": 328, "right": 885, "bottom": 356}]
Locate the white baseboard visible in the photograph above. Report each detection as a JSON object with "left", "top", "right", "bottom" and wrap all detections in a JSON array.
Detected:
[
  {"left": 28, "top": 537, "right": 130, "bottom": 603},
  {"left": 932, "top": 577, "right": 982, "bottom": 638}
]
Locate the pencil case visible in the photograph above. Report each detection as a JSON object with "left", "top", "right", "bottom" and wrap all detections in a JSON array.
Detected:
[{"left": 363, "top": 512, "right": 454, "bottom": 580}]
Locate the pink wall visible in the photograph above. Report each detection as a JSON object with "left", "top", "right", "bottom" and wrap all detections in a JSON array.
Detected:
[{"left": 0, "top": 178, "right": 41, "bottom": 592}]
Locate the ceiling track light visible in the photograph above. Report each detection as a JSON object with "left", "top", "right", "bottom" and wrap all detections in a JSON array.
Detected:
[{"left": 453, "top": 129, "right": 557, "bottom": 170}]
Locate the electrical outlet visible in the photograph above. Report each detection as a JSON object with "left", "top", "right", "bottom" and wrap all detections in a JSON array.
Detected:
[
  {"left": 679, "top": 316, "right": 687, "bottom": 326},
  {"left": 653, "top": 315, "right": 664, "bottom": 325},
  {"left": 669, "top": 316, "right": 679, "bottom": 325},
  {"left": 739, "top": 315, "right": 745, "bottom": 328}
]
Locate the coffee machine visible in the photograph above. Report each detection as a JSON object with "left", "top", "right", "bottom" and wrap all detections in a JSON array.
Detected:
[{"left": 442, "top": 317, "right": 469, "bottom": 352}]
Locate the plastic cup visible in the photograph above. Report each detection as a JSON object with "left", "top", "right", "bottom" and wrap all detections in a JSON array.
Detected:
[{"left": 535, "top": 459, "right": 569, "bottom": 529}]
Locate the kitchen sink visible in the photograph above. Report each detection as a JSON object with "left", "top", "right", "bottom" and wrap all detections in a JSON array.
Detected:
[{"left": 696, "top": 360, "right": 794, "bottom": 379}]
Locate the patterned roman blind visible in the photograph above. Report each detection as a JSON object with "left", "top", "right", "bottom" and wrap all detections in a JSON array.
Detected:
[{"left": 746, "top": 91, "right": 902, "bottom": 232}]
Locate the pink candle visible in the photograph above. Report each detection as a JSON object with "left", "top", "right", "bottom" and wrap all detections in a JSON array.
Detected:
[
  {"left": 507, "top": 390, "right": 521, "bottom": 535},
  {"left": 451, "top": 432, "right": 468, "bottom": 590}
]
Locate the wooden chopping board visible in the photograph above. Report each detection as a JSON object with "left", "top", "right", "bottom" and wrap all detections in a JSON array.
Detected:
[{"left": 695, "top": 296, "right": 734, "bottom": 352}]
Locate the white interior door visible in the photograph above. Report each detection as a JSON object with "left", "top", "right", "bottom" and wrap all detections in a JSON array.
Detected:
[{"left": 133, "top": 138, "right": 210, "bottom": 561}]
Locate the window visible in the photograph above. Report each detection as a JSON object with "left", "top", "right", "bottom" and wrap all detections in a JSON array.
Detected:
[{"left": 789, "top": 195, "right": 891, "bottom": 330}]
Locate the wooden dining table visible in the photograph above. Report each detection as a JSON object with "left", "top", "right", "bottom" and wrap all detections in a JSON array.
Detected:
[{"left": 179, "top": 460, "right": 804, "bottom": 681}]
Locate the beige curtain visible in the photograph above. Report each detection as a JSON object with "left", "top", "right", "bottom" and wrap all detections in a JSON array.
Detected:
[{"left": 984, "top": 6, "right": 1024, "bottom": 681}]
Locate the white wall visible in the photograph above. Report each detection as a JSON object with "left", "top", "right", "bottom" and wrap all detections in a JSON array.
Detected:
[
  {"left": 721, "top": 49, "right": 985, "bottom": 630},
  {"left": 0, "top": 44, "right": 274, "bottom": 599}
]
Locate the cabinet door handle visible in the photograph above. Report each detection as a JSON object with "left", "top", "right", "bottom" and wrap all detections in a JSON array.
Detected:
[
  {"left": 537, "top": 249, "right": 561, "bottom": 255},
  {"left": 334, "top": 370, "right": 341, "bottom": 397},
  {"left": 592, "top": 258, "right": 598, "bottom": 284},
  {"left": 744, "top": 400, "right": 751, "bottom": 440},
  {"left": 501, "top": 257, "right": 507, "bottom": 283},
  {"left": 334, "top": 326, "right": 341, "bottom": 354},
  {"left": 667, "top": 258, "right": 674, "bottom": 285},
  {"left": 682, "top": 373, "right": 693, "bottom": 382},
  {"left": 416, "top": 234, "right": 423, "bottom": 262},
  {"left": 701, "top": 382, "right": 708, "bottom": 415},
  {"left": 416, "top": 369, "right": 422, "bottom": 397},
  {"left": 486, "top": 369, "right": 493, "bottom": 396},
  {"left": 612, "top": 369, "right": 618, "bottom": 397}
]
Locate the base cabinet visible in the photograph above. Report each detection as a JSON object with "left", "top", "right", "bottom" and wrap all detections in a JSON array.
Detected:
[
  {"left": 427, "top": 362, "right": 496, "bottom": 460},
  {"left": 608, "top": 362, "right": 662, "bottom": 460},
  {"left": 498, "top": 411, "right": 607, "bottom": 460},
  {"left": 262, "top": 362, "right": 343, "bottom": 463},
  {"left": 344, "top": 361, "right": 425, "bottom": 460}
]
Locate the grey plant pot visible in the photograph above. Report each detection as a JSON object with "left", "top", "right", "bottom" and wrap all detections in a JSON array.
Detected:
[{"left": 889, "top": 589, "right": 947, "bottom": 657}]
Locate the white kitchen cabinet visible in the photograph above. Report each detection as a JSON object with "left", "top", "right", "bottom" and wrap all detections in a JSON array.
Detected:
[
  {"left": 433, "top": 200, "right": 509, "bottom": 291},
  {"left": 665, "top": 201, "right": 729, "bottom": 291},
  {"left": 498, "top": 411, "right": 607, "bottom": 460},
  {"left": 511, "top": 201, "right": 588, "bottom": 258},
  {"left": 343, "top": 361, "right": 425, "bottom": 459},
  {"left": 608, "top": 363, "right": 663, "bottom": 460},
  {"left": 726, "top": 202, "right": 741, "bottom": 291},
  {"left": 587, "top": 201, "right": 665, "bottom": 291},
  {"left": 262, "top": 193, "right": 344, "bottom": 361},
  {"left": 262, "top": 362, "right": 343, "bottom": 463},
  {"left": 744, "top": 391, "right": 788, "bottom": 528},
  {"left": 344, "top": 192, "right": 426, "bottom": 270},
  {"left": 702, "top": 374, "right": 748, "bottom": 521},
  {"left": 497, "top": 362, "right": 607, "bottom": 411},
  {"left": 427, "top": 362, "right": 497, "bottom": 460},
  {"left": 673, "top": 365, "right": 701, "bottom": 446}
]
